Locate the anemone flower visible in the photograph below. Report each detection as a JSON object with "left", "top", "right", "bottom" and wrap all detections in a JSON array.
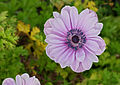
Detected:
[
  {"left": 44, "top": 6, "right": 106, "bottom": 72},
  {"left": 2, "top": 73, "right": 41, "bottom": 85}
]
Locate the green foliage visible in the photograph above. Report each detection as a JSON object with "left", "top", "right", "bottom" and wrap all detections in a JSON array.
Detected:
[
  {"left": 0, "top": 0, "right": 53, "bottom": 29},
  {"left": 0, "top": 11, "right": 28, "bottom": 84}
]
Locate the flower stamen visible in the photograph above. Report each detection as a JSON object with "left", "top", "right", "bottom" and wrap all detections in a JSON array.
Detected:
[{"left": 66, "top": 29, "right": 86, "bottom": 50}]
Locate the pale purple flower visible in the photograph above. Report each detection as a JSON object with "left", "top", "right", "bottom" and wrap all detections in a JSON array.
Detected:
[
  {"left": 2, "top": 73, "right": 41, "bottom": 85},
  {"left": 44, "top": 6, "right": 106, "bottom": 72}
]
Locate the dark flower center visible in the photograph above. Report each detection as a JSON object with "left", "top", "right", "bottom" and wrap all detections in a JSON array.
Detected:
[
  {"left": 72, "top": 35, "right": 79, "bottom": 43},
  {"left": 66, "top": 29, "right": 86, "bottom": 51}
]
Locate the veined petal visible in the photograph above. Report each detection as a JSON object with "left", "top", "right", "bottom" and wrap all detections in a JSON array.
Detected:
[
  {"left": 51, "top": 18, "right": 68, "bottom": 34},
  {"left": 21, "top": 73, "right": 29, "bottom": 80},
  {"left": 70, "top": 6, "right": 78, "bottom": 29},
  {"left": 84, "top": 47, "right": 99, "bottom": 62},
  {"left": 76, "top": 63, "right": 85, "bottom": 73},
  {"left": 88, "top": 36, "right": 106, "bottom": 55},
  {"left": 59, "top": 48, "right": 74, "bottom": 68},
  {"left": 2, "top": 78, "right": 16, "bottom": 85},
  {"left": 85, "top": 39, "right": 102, "bottom": 55},
  {"left": 82, "top": 56, "right": 93, "bottom": 70},
  {"left": 46, "top": 44, "right": 67, "bottom": 60},
  {"left": 61, "top": 6, "right": 71, "bottom": 13},
  {"left": 66, "top": 51, "right": 76, "bottom": 66},
  {"left": 70, "top": 60, "right": 79, "bottom": 72},
  {"left": 77, "top": 9, "right": 98, "bottom": 31},
  {"left": 76, "top": 48, "right": 85, "bottom": 62},
  {"left": 44, "top": 18, "right": 54, "bottom": 35},
  {"left": 82, "top": 16, "right": 98, "bottom": 32},
  {"left": 53, "top": 12, "right": 60, "bottom": 18},
  {"left": 16, "top": 75, "right": 22, "bottom": 85},
  {"left": 45, "top": 34, "right": 65, "bottom": 44},
  {"left": 33, "top": 78, "right": 41, "bottom": 85},
  {"left": 85, "top": 23, "right": 103, "bottom": 37},
  {"left": 61, "top": 10, "right": 71, "bottom": 31},
  {"left": 77, "top": 8, "right": 89, "bottom": 29}
]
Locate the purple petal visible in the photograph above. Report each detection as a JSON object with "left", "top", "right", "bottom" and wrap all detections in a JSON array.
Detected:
[
  {"left": 84, "top": 47, "right": 99, "bottom": 62},
  {"left": 45, "top": 34, "right": 65, "bottom": 44},
  {"left": 33, "top": 78, "right": 41, "bottom": 85},
  {"left": 51, "top": 18, "right": 68, "bottom": 34},
  {"left": 88, "top": 36, "right": 106, "bottom": 55},
  {"left": 16, "top": 75, "right": 22, "bottom": 85},
  {"left": 85, "top": 39, "right": 102, "bottom": 55},
  {"left": 82, "top": 56, "right": 93, "bottom": 70},
  {"left": 44, "top": 18, "right": 54, "bottom": 35},
  {"left": 21, "top": 73, "right": 29, "bottom": 80},
  {"left": 61, "top": 10, "right": 71, "bottom": 31},
  {"left": 76, "top": 48, "right": 85, "bottom": 62},
  {"left": 65, "top": 51, "right": 75, "bottom": 66},
  {"left": 61, "top": 6, "right": 71, "bottom": 13},
  {"left": 77, "top": 8, "right": 89, "bottom": 29},
  {"left": 70, "top": 6, "right": 78, "bottom": 29},
  {"left": 85, "top": 23, "right": 103, "bottom": 37},
  {"left": 46, "top": 44, "right": 67, "bottom": 60},
  {"left": 2, "top": 78, "right": 16, "bottom": 85},
  {"left": 76, "top": 63, "right": 85, "bottom": 73},
  {"left": 70, "top": 60, "right": 79, "bottom": 72},
  {"left": 26, "top": 77, "right": 41, "bottom": 85},
  {"left": 82, "top": 16, "right": 98, "bottom": 32},
  {"left": 77, "top": 9, "right": 98, "bottom": 31},
  {"left": 53, "top": 12, "right": 60, "bottom": 18},
  {"left": 59, "top": 48, "right": 74, "bottom": 68}
]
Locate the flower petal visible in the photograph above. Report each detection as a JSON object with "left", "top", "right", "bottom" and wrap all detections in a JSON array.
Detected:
[
  {"left": 77, "top": 9, "right": 98, "bottom": 31},
  {"left": 84, "top": 47, "right": 99, "bottom": 62},
  {"left": 46, "top": 44, "right": 67, "bottom": 60},
  {"left": 53, "top": 12, "right": 60, "bottom": 18},
  {"left": 70, "top": 60, "right": 79, "bottom": 72},
  {"left": 16, "top": 75, "right": 22, "bottom": 85},
  {"left": 70, "top": 6, "right": 78, "bottom": 29},
  {"left": 82, "top": 56, "right": 93, "bottom": 70},
  {"left": 85, "top": 23, "right": 103, "bottom": 37},
  {"left": 85, "top": 39, "right": 102, "bottom": 55},
  {"left": 76, "top": 63, "right": 85, "bottom": 73},
  {"left": 61, "top": 6, "right": 71, "bottom": 13},
  {"left": 61, "top": 10, "right": 71, "bottom": 31},
  {"left": 66, "top": 51, "right": 75, "bottom": 66},
  {"left": 77, "top": 8, "right": 89, "bottom": 29},
  {"left": 51, "top": 18, "right": 68, "bottom": 34},
  {"left": 88, "top": 36, "right": 106, "bottom": 55},
  {"left": 45, "top": 34, "right": 65, "bottom": 44},
  {"left": 32, "top": 77, "right": 41, "bottom": 85},
  {"left": 44, "top": 18, "right": 54, "bottom": 35},
  {"left": 2, "top": 78, "right": 16, "bottom": 85},
  {"left": 58, "top": 48, "right": 74, "bottom": 68},
  {"left": 76, "top": 48, "right": 85, "bottom": 62},
  {"left": 21, "top": 73, "right": 29, "bottom": 80}
]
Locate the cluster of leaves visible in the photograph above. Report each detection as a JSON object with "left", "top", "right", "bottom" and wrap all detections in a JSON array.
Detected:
[
  {"left": 17, "top": 21, "right": 46, "bottom": 57},
  {"left": 0, "top": 0, "right": 53, "bottom": 29},
  {"left": 0, "top": 11, "right": 28, "bottom": 84}
]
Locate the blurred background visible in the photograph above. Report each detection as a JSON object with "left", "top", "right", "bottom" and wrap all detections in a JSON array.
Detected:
[{"left": 0, "top": 0, "right": 120, "bottom": 85}]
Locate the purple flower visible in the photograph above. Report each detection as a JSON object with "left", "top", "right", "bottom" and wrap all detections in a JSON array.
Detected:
[
  {"left": 2, "top": 73, "right": 41, "bottom": 85},
  {"left": 44, "top": 6, "right": 106, "bottom": 72}
]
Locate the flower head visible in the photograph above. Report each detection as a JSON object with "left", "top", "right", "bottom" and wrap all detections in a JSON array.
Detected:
[
  {"left": 2, "top": 73, "right": 41, "bottom": 85},
  {"left": 44, "top": 6, "right": 106, "bottom": 72}
]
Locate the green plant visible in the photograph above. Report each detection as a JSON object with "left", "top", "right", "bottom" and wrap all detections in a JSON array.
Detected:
[{"left": 0, "top": 11, "right": 28, "bottom": 84}]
